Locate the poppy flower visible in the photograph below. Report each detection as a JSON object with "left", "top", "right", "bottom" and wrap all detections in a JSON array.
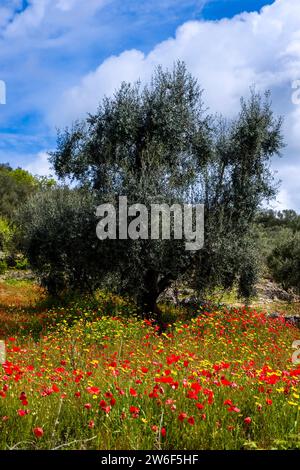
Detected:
[
  {"left": 161, "top": 427, "right": 166, "bottom": 437},
  {"left": 102, "top": 406, "right": 111, "bottom": 414},
  {"left": 224, "top": 399, "right": 233, "bottom": 406},
  {"left": 191, "top": 382, "right": 202, "bottom": 393},
  {"left": 33, "top": 427, "right": 44, "bottom": 438},
  {"left": 188, "top": 416, "right": 195, "bottom": 425},
  {"left": 196, "top": 403, "right": 204, "bottom": 410},
  {"left": 244, "top": 417, "right": 252, "bottom": 425},
  {"left": 155, "top": 377, "right": 174, "bottom": 384},
  {"left": 130, "top": 388, "right": 137, "bottom": 397},
  {"left": 87, "top": 386, "right": 100, "bottom": 395},
  {"left": 178, "top": 412, "right": 187, "bottom": 422},
  {"left": 129, "top": 406, "right": 140, "bottom": 414}
]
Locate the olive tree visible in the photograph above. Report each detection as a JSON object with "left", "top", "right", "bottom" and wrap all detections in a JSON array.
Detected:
[{"left": 21, "top": 62, "right": 283, "bottom": 316}]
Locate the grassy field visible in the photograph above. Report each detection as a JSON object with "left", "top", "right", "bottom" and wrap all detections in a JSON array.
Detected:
[{"left": 0, "top": 278, "right": 299, "bottom": 450}]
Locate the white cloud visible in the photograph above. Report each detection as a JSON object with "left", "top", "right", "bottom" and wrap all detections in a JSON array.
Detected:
[
  {"left": 52, "top": 0, "right": 300, "bottom": 121},
  {"left": 50, "top": 50, "right": 151, "bottom": 126},
  {"left": 271, "top": 163, "right": 300, "bottom": 211},
  {"left": 49, "top": 0, "right": 300, "bottom": 210},
  {"left": 25, "top": 151, "right": 53, "bottom": 177}
]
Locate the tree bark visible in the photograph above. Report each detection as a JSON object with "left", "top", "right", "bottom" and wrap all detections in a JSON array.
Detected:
[{"left": 139, "top": 269, "right": 173, "bottom": 330}]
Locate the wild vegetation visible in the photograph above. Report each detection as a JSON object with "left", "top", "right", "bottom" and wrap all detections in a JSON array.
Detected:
[
  {"left": 0, "top": 64, "right": 299, "bottom": 450},
  {"left": 0, "top": 278, "right": 299, "bottom": 450}
]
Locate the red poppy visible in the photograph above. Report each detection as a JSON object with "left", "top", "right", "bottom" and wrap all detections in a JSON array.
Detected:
[
  {"left": 155, "top": 377, "right": 174, "bottom": 384},
  {"left": 224, "top": 399, "right": 233, "bottom": 406},
  {"left": 244, "top": 417, "right": 252, "bottom": 425},
  {"left": 129, "top": 406, "right": 140, "bottom": 414},
  {"left": 188, "top": 416, "right": 195, "bottom": 425},
  {"left": 87, "top": 386, "right": 100, "bottom": 395},
  {"left": 191, "top": 382, "right": 202, "bottom": 393},
  {"left": 221, "top": 378, "right": 232, "bottom": 386},
  {"left": 196, "top": 403, "right": 204, "bottom": 410},
  {"left": 228, "top": 406, "right": 241, "bottom": 413},
  {"left": 166, "top": 354, "right": 180, "bottom": 365},
  {"left": 102, "top": 406, "right": 111, "bottom": 414},
  {"left": 161, "top": 427, "right": 166, "bottom": 437},
  {"left": 187, "top": 390, "right": 198, "bottom": 400},
  {"left": 33, "top": 427, "right": 44, "bottom": 438},
  {"left": 178, "top": 412, "right": 187, "bottom": 422},
  {"left": 130, "top": 388, "right": 137, "bottom": 397}
]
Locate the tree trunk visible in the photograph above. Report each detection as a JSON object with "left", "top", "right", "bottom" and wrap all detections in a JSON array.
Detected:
[{"left": 139, "top": 269, "right": 173, "bottom": 330}]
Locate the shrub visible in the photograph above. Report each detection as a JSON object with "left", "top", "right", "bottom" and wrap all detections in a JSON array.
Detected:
[{"left": 267, "top": 232, "right": 300, "bottom": 294}]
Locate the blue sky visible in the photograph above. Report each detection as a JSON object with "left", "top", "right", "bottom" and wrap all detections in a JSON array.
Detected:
[{"left": 1, "top": 0, "right": 300, "bottom": 210}]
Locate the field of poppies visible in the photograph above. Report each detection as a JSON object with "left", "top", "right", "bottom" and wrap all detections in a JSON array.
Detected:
[{"left": 0, "top": 279, "right": 299, "bottom": 450}]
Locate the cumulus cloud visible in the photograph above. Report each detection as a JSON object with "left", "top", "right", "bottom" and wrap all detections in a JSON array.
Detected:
[
  {"left": 49, "top": 0, "right": 300, "bottom": 210},
  {"left": 24, "top": 151, "right": 53, "bottom": 177},
  {"left": 3, "top": 0, "right": 109, "bottom": 38},
  {"left": 1, "top": 0, "right": 300, "bottom": 208},
  {"left": 53, "top": 0, "right": 300, "bottom": 120}
]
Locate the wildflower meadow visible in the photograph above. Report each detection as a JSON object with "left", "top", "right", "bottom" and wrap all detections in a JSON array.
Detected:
[{"left": 0, "top": 280, "right": 299, "bottom": 450}]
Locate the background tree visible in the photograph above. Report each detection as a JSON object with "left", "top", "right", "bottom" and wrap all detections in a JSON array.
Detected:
[
  {"left": 267, "top": 232, "right": 300, "bottom": 294},
  {"left": 21, "top": 62, "right": 284, "bottom": 316},
  {"left": 0, "top": 163, "right": 56, "bottom": 221},
  {"left": 19, "top": 187, "right": 107, "bottom": 295},
  {"left": 0, "top": 164, "right": 56, "bottom": 271}
]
